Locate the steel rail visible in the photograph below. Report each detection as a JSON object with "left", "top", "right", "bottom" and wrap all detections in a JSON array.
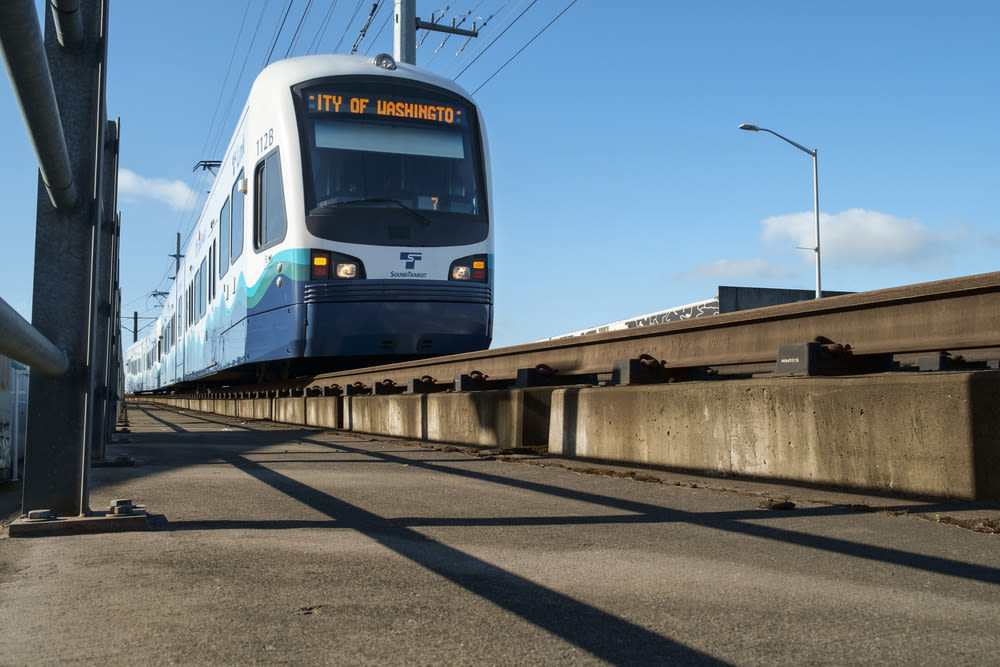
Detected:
[{"left": 270, "top": 271, "right": 1000, "bottom": 392}]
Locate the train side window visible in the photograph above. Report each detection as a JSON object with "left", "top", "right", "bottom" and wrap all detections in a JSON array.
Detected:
[
  {"left": 231, "top": 170, "right": 245, "bottom": 263},
  {"left": 209, "top": 241, "right": 216, "bottom": 303},
  {"left": 220, "top": 198, "right": 230, "bottom": 276},
  {"left": 254, "top": 151, "right": 287, "bottom": 250},
  {"left": 197, "top": 259, "right": 206, "bottom": 320}
]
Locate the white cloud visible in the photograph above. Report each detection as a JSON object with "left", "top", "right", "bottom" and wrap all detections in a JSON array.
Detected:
[
  {"left": 678, "top": 258, "right": 792, "bottom": 279},
  {"left": 677, "top": 208, "right": 952, "bottom": 281},
  {"left": 761, "top": 208, "right": 945, "bottom": 266},
  {"left": 118, "top": 168, "right": 198, "bottom": 210}
]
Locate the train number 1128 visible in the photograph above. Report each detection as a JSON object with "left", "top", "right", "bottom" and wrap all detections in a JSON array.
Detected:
[{"left": 256, "top": 129, "right": 274, "bottom": 155}]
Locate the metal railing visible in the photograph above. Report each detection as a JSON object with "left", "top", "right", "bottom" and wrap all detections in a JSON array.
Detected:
[
  {"left": 0, "top": 299, "right": 69, "bottom": 379},
  {"left": 0, "top": 0, "right": 77, "bottom": 210}
]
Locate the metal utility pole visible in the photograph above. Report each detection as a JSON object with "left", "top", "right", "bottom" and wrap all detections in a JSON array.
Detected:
[
  {"left": 394, "top": 0, "right": 478, "bottom": 65},
  {"left": 394, "top": 0, "right": 416, "bottom": 64},
  {"left": 169, "top": 232, "right": 183, "bottom": 280}
]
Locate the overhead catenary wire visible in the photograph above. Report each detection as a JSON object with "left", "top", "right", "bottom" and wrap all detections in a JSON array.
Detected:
[
  {"left": 163, "top": 0, "right": 294, "bottom": 300},
  {"left": 284, "top": 0, "right": 316, "bottom": 58},
  {"left": 262, "top": 0, "right": 296, "bottom": 68},
  {"left": 189, "top": 0, "right": 274, "bottom": 244},
  {"left": 424, "top": 0, "right": 485, "bottom": 67},
  {"left": 445, "top": 0, "right": 522, "bottom": 73},
  {"left": 197, "top": 2, "right": 253, "bottom": 184},
  {"left": 208, "top": 0, "right": 274, "bottom": 159},
  {"left": 471, "top": 0, "right": 577, "bottom": 94},
  {"left": 307, "top": 0, "right": 340, "bottom": 53},
  {"left": 332, "top": 0, "right": 366, "bottom": 54},
  {"left": 363, "top": 8, "right": 394, "bottom": 54},
  {"left": 441, "top": 0, "right": 509, "bottom": 75},
  {"left": 452, "top": 0, "right": 535, "bottom": 81}
]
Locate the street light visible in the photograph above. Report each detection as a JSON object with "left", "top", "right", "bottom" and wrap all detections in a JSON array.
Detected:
[{"left": 739, "top": 123, "right": 822, "bottom": 299}]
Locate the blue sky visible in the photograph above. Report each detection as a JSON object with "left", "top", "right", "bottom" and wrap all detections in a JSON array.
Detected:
[{"left": 2, "top": 1, "right": 998, "bottom": 349}]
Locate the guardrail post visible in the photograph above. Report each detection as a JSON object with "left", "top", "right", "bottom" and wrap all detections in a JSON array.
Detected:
[
  {"left": 105, "top": 213, "right": 122, "bottom": 445},
  {"left": 90, "top": 120, "right": 119, "bottom": 462},
  {"left": 20, "top": 0, "right": 110, "bottom": 517}
]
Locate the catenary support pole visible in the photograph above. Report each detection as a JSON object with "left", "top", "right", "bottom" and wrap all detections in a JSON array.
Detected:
[{"left": 394, "top": 0, "right": 416, "bottom": 64}]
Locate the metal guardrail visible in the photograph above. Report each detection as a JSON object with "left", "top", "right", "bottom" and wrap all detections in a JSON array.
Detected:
[
  {"left": 0, "top": 0, "right": 78, "bottom": 379},
  {"left": 0, "top": 298, "right": 69, "bottom": 378},
  {"left": 0, "top": 0, "right": 77, "bottom": 210}
]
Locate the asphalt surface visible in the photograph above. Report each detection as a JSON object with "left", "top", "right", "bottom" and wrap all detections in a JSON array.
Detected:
[{"left": 1, "top": 401, "right": 998, "bottom": 665}]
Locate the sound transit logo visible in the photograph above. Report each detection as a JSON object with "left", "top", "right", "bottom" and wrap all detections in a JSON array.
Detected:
[
  {"left": 400, "top": 251, "right": 422, "bottom": 269},
  {"left": 393, "top": 252, "right": 427, "bottom": 278}
]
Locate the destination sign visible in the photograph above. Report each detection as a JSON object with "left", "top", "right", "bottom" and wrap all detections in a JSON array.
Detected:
[{"left": 307, "top": 92, "right": 463, "bottom": 125}]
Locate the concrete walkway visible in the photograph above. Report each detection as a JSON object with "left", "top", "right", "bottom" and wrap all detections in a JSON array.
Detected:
[{"left": 1, "top": 402, "right": 998, "bottom": 665}]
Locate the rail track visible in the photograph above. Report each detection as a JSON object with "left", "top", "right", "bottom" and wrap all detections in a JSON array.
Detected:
[{"left": 189, "top": 271, "right": 1000, "bottom": 396}]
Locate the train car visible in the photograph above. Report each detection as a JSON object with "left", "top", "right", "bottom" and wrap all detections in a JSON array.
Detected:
[{"left": 125, "top": 53, "right": 493, "bottom": 393}]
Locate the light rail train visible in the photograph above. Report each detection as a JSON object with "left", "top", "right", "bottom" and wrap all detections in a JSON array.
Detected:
[{"left": 126, "top": 53, "right": 493, "bottom": 392}]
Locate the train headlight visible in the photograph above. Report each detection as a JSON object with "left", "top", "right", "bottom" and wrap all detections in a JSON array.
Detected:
[
  {"left": 335, "top": 263, "right": 358, "bottom": 279},
  {"left": 311, "top": 250, "right": 365, "bottom": 280},
  {"left": 373, "top": 53, "right": 397, "bottom": 70},
  {"left": 449, "top": 255, "right": 489, "bottom": 283}
]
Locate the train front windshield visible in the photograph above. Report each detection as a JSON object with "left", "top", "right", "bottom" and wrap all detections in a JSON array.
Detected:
[{"left": 298, "top": 80, "right": 488, "bottom": 247}]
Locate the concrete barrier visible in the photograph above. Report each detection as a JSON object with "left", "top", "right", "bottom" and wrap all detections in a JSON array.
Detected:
[
  {"left": 274, "top": 397, "right": 306, "bottom": 425},
  {"left": 235, "top": 399, "right": 250, "bottom": 419},
  {"left": 424, "top": 389, "right": 552, "bottom": 447},
  {"left": 133, "top": 371, "right": 1000, "bottom": 500},
  {"left": 306, "top": 396, "right": 341, "bottom": 429},
  {"left": 343, "top": 388, "right": 552, "bottom": 447},
  {"left": 548, "top": 371, "right": 1000, "bottom": 500},
  {"left": 347, "top": 394, "right": 425, "bottom": 438},
  {"left": 251, "top": 398, "right": 272, "bottom": 421}
]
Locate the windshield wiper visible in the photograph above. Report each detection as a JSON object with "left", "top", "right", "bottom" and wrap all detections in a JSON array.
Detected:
[{"left": 310, "top": 198, "right": 432, "bottom": 225}]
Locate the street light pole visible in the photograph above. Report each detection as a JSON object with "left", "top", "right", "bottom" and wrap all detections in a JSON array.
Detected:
[{"left": 739, "top": 123, "right": 822, "bottom": 299}]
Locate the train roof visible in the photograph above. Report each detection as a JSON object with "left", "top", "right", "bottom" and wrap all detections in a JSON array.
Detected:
[{"left": 250, "top": 54, "right": 478, "bottom": 103}]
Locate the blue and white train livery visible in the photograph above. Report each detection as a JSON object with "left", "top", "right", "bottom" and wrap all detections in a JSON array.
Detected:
[{"left": 125, "top": 53, "right": 493, "bottom": 392}]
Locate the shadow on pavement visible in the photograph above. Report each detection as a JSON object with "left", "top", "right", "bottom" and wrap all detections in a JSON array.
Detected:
[{"left": 86, "top": 402, "right": 1000, "bottom": 663}]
